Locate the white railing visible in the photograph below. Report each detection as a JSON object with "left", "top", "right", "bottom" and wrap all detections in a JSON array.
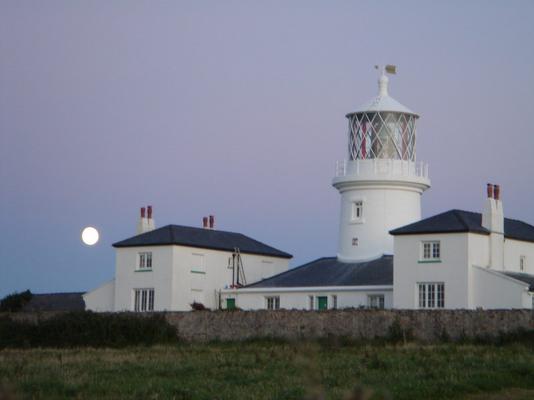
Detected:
[{"left": 335, "top": 159, "right": 429, "bottom": 179}]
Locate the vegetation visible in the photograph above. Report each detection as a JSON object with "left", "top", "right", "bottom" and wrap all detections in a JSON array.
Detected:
[
  {"left": 0, "top": 290, "right": 32, "bottom": 312},
  {"left": 0, "top": 312, "right": 176, "bottom": 348},
  {"left": 1, "top": 341, "right": 534, "bottom": 399},
  {"left": 190, "top": 302, "right": 209, "bottom": 311}
]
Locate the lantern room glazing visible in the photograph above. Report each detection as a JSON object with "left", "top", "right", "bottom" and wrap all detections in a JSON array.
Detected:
[{"left": 348, "top": 111, "right": 417, "bottom": 161}]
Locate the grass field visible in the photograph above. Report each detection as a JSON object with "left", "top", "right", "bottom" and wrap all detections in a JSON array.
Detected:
[{"left": 1, "top": 341, "right": 534, "bottom": 400}]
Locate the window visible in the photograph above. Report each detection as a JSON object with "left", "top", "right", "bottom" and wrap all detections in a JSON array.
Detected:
[
  {"left": 421, "top": 241, "right": 440, "bottom": 261},
  {"left": 351, "top": 201, "right": 364, "bottom": 222},
  {"left": 309, "top": 295, "right": 314, "bottom": 310},
  {"left": 368, "top": 295, "right": 385, "bottom": 309},
  {"left": 266, "top": 296, "right": 280, "bottom": 310},
  {"left": 138, "top": 252, "right": 153, "bottom": 270},
  {"left": 418, "top": 283, "right": 444, "bottom": 309},
  {"left": 332, "top": 295, "right": 338, "bottom": 309},
  {"left": 352, "top": 238, "right": 359, "bottom": 246},
  {"left": 134, "top": 289, "right": 154, "bottom": 312},
  {"left": 520, "top": 256, "right": 526, "bottom": 272},
  {"left": 191, "top": 253, "right": 205, "bottom": 273}
]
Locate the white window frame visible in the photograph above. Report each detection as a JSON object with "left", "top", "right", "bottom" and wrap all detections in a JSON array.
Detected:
[
  {"left": 265, "top": 296, "right": 280, "bottom": 310},
  {"left": 417, "top": 282, "right": 444, "bottom": 309},
  {"left": 191, "top": 253, "right": 206, "bottom": 274},
  {"left": 520, "top": 255, "right": 526, "bottom": 272},
  {"left": 368, "top": 294, "right": 385, "bottom": 309},
  {"left": 421, "top": 241, "right": 440, "bottom": 261},
  {"left": 133, "top": 288, "right": 155, "bottom": 312},
  {"left": 137, "top": 252, "right": 153, "bottom": 270},
  {"left": 351, "top": 200, "right": 364, "bottom": 223}
]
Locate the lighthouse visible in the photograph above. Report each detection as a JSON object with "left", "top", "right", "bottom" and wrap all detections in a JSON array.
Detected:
[{"left": 332, "top": 66, "right": 431, "bottom": 262}]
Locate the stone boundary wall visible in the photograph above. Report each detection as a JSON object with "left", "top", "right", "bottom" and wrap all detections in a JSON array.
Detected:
[
  {"left": 4, "top": 309, "right": 533, "bottom": 343},
  {"left": 165, "top": 309, "right": 534, "bottom": 342}
]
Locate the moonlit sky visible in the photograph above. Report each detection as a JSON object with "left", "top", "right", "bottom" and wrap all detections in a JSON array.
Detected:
[{"left": 1, "top": 1, "right": 534, "bottom": 297}]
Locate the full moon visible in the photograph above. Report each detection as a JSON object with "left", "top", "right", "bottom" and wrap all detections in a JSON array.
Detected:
[{"left": 81, "top": 226, "right": 99, "bottom": 246}]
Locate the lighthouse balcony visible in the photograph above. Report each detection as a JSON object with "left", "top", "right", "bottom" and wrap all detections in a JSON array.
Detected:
[{"left": 334, "top": 159, "right": 430, "bottom": 186}]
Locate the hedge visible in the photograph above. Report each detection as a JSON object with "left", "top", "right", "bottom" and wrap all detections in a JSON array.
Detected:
[{"left": 0, "top": 311, "right": 178, "bottom": 348}]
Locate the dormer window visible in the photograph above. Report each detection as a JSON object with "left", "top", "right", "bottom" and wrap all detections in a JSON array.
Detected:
[{"left": 351, "top": 200, "right": 364, "bottom": 223}]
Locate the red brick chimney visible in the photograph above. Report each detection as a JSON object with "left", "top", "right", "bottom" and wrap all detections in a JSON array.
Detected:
[{"left": 486, "top": 183, "right": 493, "bottom": 199}]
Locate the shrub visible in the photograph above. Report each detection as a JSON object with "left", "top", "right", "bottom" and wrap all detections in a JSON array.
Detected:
[
  {"left": 386, "top": 317, "right": 413, "bottom": 344},
  {"left": 0, "top": 312, "right": 178, "bottom": 348},
  {"left": 0, "top": 290, "right": 33, "bottom": 312},
  {"left": 190, "top": 302, "right": 209, "bottom": 311}
]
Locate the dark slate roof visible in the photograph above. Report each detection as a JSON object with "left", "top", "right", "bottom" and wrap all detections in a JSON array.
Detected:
[
  {"left": 113, "top": 225, "right": 292, "bottom": 259},
  {"left": 390, "top": 209, "right": 534, "bottom": 243},
  {"left": 502, "top": 272, "right": 534, "bottom": 291},
  {"left": 246, "top": 255, "right": 393, "bottom": 288},
  {"left": 22, "top": 292, "right": 86, "bottom": 312}
]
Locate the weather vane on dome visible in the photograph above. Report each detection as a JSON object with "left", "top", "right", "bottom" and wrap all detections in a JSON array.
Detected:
[{"left": 374, "top": 64, "right": 397, "bottom": 76}]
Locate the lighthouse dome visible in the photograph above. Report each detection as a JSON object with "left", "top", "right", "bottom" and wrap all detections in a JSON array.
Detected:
[{"left": 348, "top": 75, "right": 418, "bottom": 117}]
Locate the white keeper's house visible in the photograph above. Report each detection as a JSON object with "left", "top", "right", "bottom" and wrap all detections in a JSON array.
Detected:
[{"left": 84, "top": 67, "right": 534, "bottom": 312}]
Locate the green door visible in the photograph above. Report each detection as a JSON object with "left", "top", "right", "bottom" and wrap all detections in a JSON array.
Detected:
[
  {"left": 226, "top": 298, "right": 236, "bottom": 310},
  {"left": 317, "top": 296, "right": 328, "bottom": 310}
]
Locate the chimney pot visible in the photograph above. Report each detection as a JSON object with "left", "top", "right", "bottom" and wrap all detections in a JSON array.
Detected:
[
  {"left": 147, "top": 205, "right": 153, "bottom": 219},
  {"left": 209, "top": 215, "right": 215, "bottom": 229},
  {"left": 494, "top": 185, "right": 500, "bottom": 201},
  {"left": 203, "top": 217, "right": 208, "bottom": 228},
  {"left": 486, "top": 183, "right": 493, "bottom": 199},
  {"left": 141, "top": 207, "right": 146, "bottom": 218}
]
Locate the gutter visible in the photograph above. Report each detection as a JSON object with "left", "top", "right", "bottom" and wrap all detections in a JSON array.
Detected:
[{"left": 220, "top": 285, "right": 393, "bottom": 294}]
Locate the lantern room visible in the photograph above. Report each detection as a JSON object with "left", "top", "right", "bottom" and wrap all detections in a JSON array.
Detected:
[{"left": 346, "top": 73, "right": 418, "bottom": 161}]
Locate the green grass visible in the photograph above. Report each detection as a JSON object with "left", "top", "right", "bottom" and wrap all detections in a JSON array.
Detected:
[{"left": 1, "top": 341, "right": 534, "bottom": 399}]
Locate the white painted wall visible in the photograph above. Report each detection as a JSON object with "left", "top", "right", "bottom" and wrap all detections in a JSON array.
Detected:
[
  {"left": 170, "top": 246, "right": 289, "bottom": 311},
  {"left": 221, "top": 287, "right": 393, "bottom": 310},
  {"left": 393, "top": 233, "right": 469, "bottom": 309},
  {"left": 83, "top": 279, "right": 115, "bottom": 312},
  {"left": 107, "top": 244, "right": 289, "bottom": 312},
  {"left": 464, "top": 233, "right": 534, "bottom": 274},
  {"left": 335, "top": 184, "right": 423, "bottom": 261},
  {"left": 333, "top": 160, "right": 430, "bottom": 262},
  {"left": 394, "top": 231, "right": 534, "bottom": 309},
  {"left": 471, "top": 266, "right": 531, "bottom": 309},
  {"left": 504, "top": 238, "right": 534, "bottom": 274},
  {"left": 113, "top": 245, "right": 174, "bottom": 311}
]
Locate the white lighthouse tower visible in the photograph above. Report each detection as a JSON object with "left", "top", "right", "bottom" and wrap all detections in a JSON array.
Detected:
[{"left": 333, "top": 66, "right": 431, "bottom": 262}]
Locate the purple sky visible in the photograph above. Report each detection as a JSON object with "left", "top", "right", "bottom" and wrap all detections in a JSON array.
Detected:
[{"left": 1, "top": 1, "right": 534, "bottom": 297}]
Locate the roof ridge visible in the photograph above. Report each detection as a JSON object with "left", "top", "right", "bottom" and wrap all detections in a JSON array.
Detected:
[
  {"left": 166, "top": 223, "right": 247, "bottom": 237},
  {"left": 33, "top": 292, "right": 85, "bottom": 296},
  {"left": 503, "top": 216, "right": 534, "bottom": 228}
]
